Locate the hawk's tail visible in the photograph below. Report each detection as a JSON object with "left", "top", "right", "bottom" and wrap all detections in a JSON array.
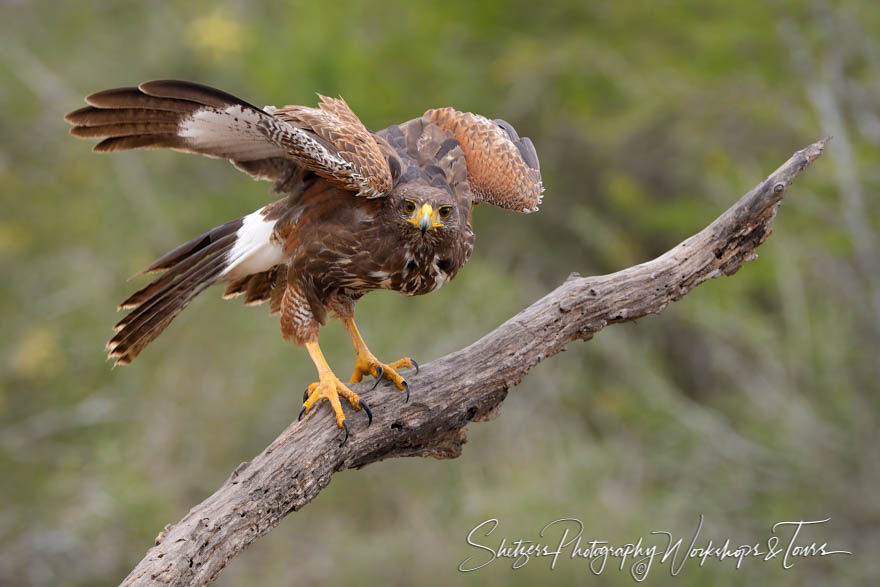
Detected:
[{"left": 106, "top": 206, "right": 285, "bottom": 365}]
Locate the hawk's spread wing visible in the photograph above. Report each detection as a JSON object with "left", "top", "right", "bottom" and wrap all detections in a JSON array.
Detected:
[
  {"left": 65, "top": 80, "right": 390, "bottom": 196},
  {"left": 67, "top": 80, "right": 543, "bottom": 208},
  {"left": 270, "top": 96, "right": 391, "bottom": 197},
  {"left": 424, "top": 108, "right": 543, "bottom": 212}
]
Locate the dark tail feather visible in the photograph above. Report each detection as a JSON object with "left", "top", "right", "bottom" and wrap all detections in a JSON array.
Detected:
[
  {"left": 113, "top": 236, "right": 234, "bottom": 332},
  {"left": 107, "top": 218, "right": 243, "bottom": 366},
  {"left": 127, "top": 217, "right": 243, "bottom": 282}
]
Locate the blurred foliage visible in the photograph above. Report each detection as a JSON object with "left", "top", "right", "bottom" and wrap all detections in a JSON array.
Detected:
[{"left": 1, "top": 0, "right": 879, "bottom": 585}]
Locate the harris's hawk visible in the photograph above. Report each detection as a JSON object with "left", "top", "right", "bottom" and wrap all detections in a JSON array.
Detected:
[{"left": 66, "top": 80, "right": 543, "bottom": 443}]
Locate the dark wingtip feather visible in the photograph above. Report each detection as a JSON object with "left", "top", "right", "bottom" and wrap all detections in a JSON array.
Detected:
[
  {"left": 65, "top": 106, "right": 94, "bottom": 125},
  {"left": 84, "top": 86, "right": 201, "bottom": 113},
  {"left": 69, "top": 80, "right": 294, "bottom": 180},
  {"left": 139, "top": 79, "right": 264, "bottom": 112},
  {"left": 85, "top": 86, "right": 142, "bottom": 107},
  {"left": 66, "top": 106, "right": 182, "bottom": 127},
  {"left": 516, "top": 137, "right": 540, "bottom": 171},
  {"left": 93, "top": 134, "right": 181, "bottom": 152},
  {"left": 70, "top": 122, "right": 180, "bottom": 139}
]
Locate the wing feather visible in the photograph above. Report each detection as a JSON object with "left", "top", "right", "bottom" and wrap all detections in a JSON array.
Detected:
[
  {"left": 66, "top": 80, "right": 390, "bottom": 196},
  {"left": 424, "top": 108, "right": 543, "bottom": 212},
  {"left": 271, "top": 95, "right": 392, "bottom": 197}
]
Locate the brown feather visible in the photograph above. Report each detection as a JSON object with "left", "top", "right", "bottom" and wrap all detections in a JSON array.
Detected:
[
  {"left": 119, "top": 232, "right": 238, "bottom": 311},
  {"left": 138, "top": 79, "right": 262, "bottom": 111},
  {"left": 107, "top": 221, "right": 243, "bottom": 365},
  {"left": 93, "top": 134, "right": 186, "bottom": 153},
  {"left": 220, "top": 266, "right": 282, "bottom": 306},
  {"left": 108, "top": 279, "right": 217, "bottom": 365},
  {"left": 65, "top": 106, "right": 182, "bottom": 126},
  {"left": 68, "top": 80, "right": 401, "bottom": 197},
  {"left": 424, "top": 107, "right": 543, "bottom": 212},
  {"left": 268, "top": 266, "right": 288, "bottom": 314},
  {"left": 113, "top": 239, "right": 233, "bottom": 334},
  {"left": 273, "top": 95, "right": 392, "bottom": 197},
  {"left": 222, "top": 277, "right": 250, "bottom": 299},
  {"left": 109, "top": 256, "right": 230, "bottom": 360},
  {"left": 244, "top": 266, "right": 282, "bottom": 305},
  {"left": 137, "top": 218, "right": 243, "bottom": 275},
  {"left": 70, "top": 122, "right": 180, "bottom": 139},
  {"left": 71, "top": 81, "right": 290, "bottom": 172},
  {"left": 85, "top": 87, "right": 200, "bottom": 112}
]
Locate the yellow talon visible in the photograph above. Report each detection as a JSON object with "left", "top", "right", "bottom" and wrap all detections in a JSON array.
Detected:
[
  {"left": 297, "top": 318, "right": 415, "bottom": 441},
  {"left": 343, "top": 318, "right": 416, "bottom": 394},
  {"left": 300, "top": 341, "right": 365, "bottom": 432}
]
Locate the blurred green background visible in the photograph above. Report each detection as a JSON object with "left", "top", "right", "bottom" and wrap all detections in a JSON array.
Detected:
[{"left": 2, "top": 0, "right": 878, "bottom": 585}]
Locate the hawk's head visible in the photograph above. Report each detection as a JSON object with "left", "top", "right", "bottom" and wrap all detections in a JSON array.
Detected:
[{"left": 392, "top": 184, "right": 463, "bottom": 240}]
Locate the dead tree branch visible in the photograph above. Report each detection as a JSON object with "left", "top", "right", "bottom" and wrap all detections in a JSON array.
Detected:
[{"left": 122, "top": 139, "right": 828, "bottom": 586}]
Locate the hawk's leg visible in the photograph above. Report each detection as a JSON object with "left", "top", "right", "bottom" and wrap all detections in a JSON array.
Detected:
[
  {"left": 343, "top": 318, "right": 418, "bottom": 401},
  {"left": 299, "top": 340, "right": 372, "bottom": 444}
]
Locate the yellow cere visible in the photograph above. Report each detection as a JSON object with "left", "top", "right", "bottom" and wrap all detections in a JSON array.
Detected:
[{"left": 407, "top": 203, "right": 444, "bottom": 230}]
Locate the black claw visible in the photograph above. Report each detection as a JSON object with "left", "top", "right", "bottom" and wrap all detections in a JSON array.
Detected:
[
  {"left": 360, "top": 399, "right": 373, "bottom": 426},
  {"left": 303, "top": 388, "right": 310, "bottom": 403},
  {"left": 371, "top": 365, "right": 384, "bottom": 390},
  {"left": 339, "top": 421, "right": 350, "bottom": 446},
  {"left": 411, "top": 359, "right": 419, "bottom": 375},
  {"left": 298, "top": 405, "right": 307, "bottom": 421},
  {"left": 402, "top": 380, "right": 410, "bottom": 403}
]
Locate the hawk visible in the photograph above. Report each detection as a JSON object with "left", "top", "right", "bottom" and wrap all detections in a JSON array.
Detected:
[{"left": 66, "top": 80, "right": 543, "bottom": 443}]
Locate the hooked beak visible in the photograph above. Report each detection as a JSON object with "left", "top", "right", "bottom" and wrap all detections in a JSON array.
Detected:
[
  {"left": 418, "top": 204, "right": 432, "bottom": 235},
  {"left": 407, "top": 203, "right": 442, "bottom": 235}
]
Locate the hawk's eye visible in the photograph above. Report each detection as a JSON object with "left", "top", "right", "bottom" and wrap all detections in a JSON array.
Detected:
[
  {"left": 404, "top": 200, "right": 416, "bottom": 214},
  {"left": 438, "top": 206, "right": 453, "bottom": 219}
]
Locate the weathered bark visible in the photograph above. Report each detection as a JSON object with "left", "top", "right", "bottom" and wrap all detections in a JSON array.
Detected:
[{"left": 122, "top": 139, "right": 828, "bottom": 586}]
